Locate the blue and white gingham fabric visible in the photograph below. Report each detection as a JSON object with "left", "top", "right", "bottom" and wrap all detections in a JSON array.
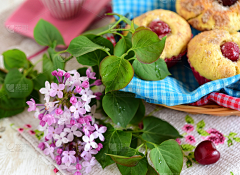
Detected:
[{"left": 113, "top": 0, "right": 240, "bottom": 106}]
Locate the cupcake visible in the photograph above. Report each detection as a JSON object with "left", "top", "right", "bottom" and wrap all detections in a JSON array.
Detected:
[
  {"left": 125, "top": 9, "right": 192, "bottom": 68},
  {"left": 176, "top": 0, "right": 240, "bottom": 32},
  {"left": 188, "top": 29, "right": 240, "bottom": 85}
]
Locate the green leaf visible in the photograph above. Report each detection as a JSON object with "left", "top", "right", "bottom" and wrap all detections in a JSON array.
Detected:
[
  {"left": 197, "top": 129, "right": 210, "bottom": 136},
  {"left": 52, "top": 54, "right": 65, "bottom": 70},
  {"left": 117, "top": 156, "right": 148, "bottom": 175},
  {"left": 114, "top": 33, "right": 132, "bottom": 57},
  {"left": 227, "top": 139, "right": 233, "bottom": 147},
  {"left": 186, "top": 158, "right": 193, "bottom": 168},
  {"left": 230, "top": 172, "right": 234, "bottom": 175},
  {"left": 150, "top": 140, "right": 183, "bottom": 175},
  {"left": 32, "top": 73, "right": 48, "bottom": 91},
  {"left": 95, "top": 124, "right": 132, "bottom": 168},
  {"left": 106, "top": 147, "right": 144, "bottom": 167},
  {"left": 0, "top": 69, "right": 6, "bottom": 84},
  {"left": 132, "top": 58, "right": 170, "bottom": 81},
  {"left": 76, "top": 34, "right": 113, "bottom": 66},
  {"left": 185, "top": 115, "right": 194, "bottom": 124},
  {"left": 181, "top": 144, "right": 196, "bottom": 152},
  {"left": 4, "top": 68, "right": 33, "bottom": 98},
  {"left": 146, "top": 165, "right": 159, "bottom": 175},
  {"left": 229, "top": 132, "right": 237, "bottom": 138},
  {"left": 130, "top": 100, "right": 145, "bottom": 125},
  {"left": 34, "top": 130, "right": 44, "bottom": 140},
  {"left": 42, "top": 54, "right": 54, "bottom": 81},
  {"left": 132, "top": 28, "right": 166, "bottom": 64},
  {"left": 34, "top": 19, "right": 65, "bottom": 46},
  {"left": 0, "top": 86, "right": 25, "bottom": 118},
  {"left": 67, "top": 35, "right": 108, "bottom": 57},
  {"left": 82, "top": 21, "right": 117, "bottom": 35},
  {"left": 130, "top": 136, "right": 139, "bottom": 149},
  {"left": 196, "top": 120, "right": 205, "bottom": 129},
  {"left": 233, "top": 137, "right": 240, "bottom": 142},
  {"left": 3, "top": 49, "right": 29, "bottom": 69},
  {"left": 102, "top": 91, "right": 140, "bottom": 128},
  {"left": 142, "top": 116, "right": 182, "bottom": 148},
  {"left": 100, "top": 56, "right": 134, "bottom": 92}
]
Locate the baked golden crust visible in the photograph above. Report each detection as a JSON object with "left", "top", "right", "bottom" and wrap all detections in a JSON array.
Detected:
[
  {"left": 176, "top": 0, "right": 240, "bottom": 32},
  {"left": 126, "top": 9, "right": 192, "bottom": 59},
  {"left": 188, "top": 30, "right": 240, "bottom": 80}
]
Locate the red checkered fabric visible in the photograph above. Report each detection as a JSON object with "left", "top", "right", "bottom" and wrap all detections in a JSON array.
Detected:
[
  {"left": 103, "top": 33, "right": 116, "bottom": 46},
  {"left": 190, "top": 92, "right": 240, "bottom": 111}
]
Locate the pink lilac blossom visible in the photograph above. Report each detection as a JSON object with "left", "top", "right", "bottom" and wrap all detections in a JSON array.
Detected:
[
  {"left": 26, "top": 69, "right": 107, "bottom": 174},
  {"left": 26, "top": 98, "right": 36, "bottom": 112},
  {"left": 185, "top": 135, "right": 196, "bottom": 144},
  {"left": 182, "top": 124, "right": 194, "bottom": 133},
  {"left": 203, "top": 128, "right": 225, "bottom": 145}
]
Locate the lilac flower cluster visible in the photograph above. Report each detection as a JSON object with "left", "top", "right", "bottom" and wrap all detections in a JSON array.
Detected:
[{"left": 26, "top": 69, "right": 107, "bottom": 175}]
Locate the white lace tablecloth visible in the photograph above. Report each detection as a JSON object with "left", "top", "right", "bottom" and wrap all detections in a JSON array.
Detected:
[{"left": 1, "top": 3, "right": 240, "bottom": 175}]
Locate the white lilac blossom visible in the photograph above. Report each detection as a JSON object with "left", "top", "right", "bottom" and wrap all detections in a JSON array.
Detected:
[{"left": 27, "top": 69, "right": 106, "bottom": 175}]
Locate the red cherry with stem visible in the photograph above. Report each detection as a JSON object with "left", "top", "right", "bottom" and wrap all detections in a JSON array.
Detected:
[
  {"left": 221, "top": 42, "right": 240, "bottom": 61},
  {"left": 218, "top": 0, "right": 238, "bottom": 6},
  {"left": 194, "top": 140, "right": 220, "bottom": 165},
  {"left": 148, "top": 20, "right": 171, "bottom": 39}
]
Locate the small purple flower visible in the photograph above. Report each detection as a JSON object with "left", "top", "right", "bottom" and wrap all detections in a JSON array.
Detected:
[
  {"left": 57, "top": 148, "right": 63, "bottom": 155},
  {"left": 46, "top": 126, "right": 62, "bottom": 140},
  {"left": 62, "top": 151, "right": 77, "bottom": 165},
  {"left": 182, "top": 124, "right": 194, "bottom": 133},
  {"left": 76, "top": 164, "right": 82, "bottom": 170},
  {"left": 185, "top": 135, "right": 196, "bottom": 144},
  {"left": 86, "top": 68, "right": 96, "bottom": 80},
  {"left": 40, "top": 120, "right": 46, "bottom": 127},
  {"left": 43, "top": 142, "right": 55, "bottom": 159},
  {"left": 38, "top": 113, "right": 44, "bottom": 120},
  {"left": 81, "top": 149, "right": 98, "bottom": 161},
  {"left": 58, "top": 71, "right": 64, "bottom": 77},
  {"left": 81, "top": 81, "right": 89, "bottom": 88},
  {"left": 92, "top": 124, "right": 107, "bottom": 141},
  {"left": 70, "top": 96, "right": 77, "bottom": 105},
  {"left": 59, "top": 164, "right": 76, "bottom": 172},
  {"left": 55, "top": 155, "right": 62, "bottom": 165},
  {"left": 55, "top": 108, "right": 63, "bottom": 116},
  {"left": 82, "top": 125, "right": 95, "bottom": 136},
  {"left": 70, "top": 101, "right": 86, "bottom": 119},
  {"left": 26, "top": 98, "right": 36, "bottom": 112},
  {"left": 53, "top": 132, "right": 69, "bottom": 147},
  {"left": 64, "top": 72, "right": 70, "bottom": 78},
  {"left": 96, "top": 143, "right": 103, "bottom": 151},
  {"left": 42, "top": 114, "right": 56, "bottom": 126},
  {"left": 94, "top": 92, "right": 102, "bottom": 100},
  {"left": 50, "top": 83, "right": 65, "bottom": 98},
  {"left": 75, "top": 86, "right": 82, "bottom": 93},
  {"left": 80, "top": 89, "right": 96, "bottom": 102},
  {"left": 82, "top": 157, "right": 97, "bottom": 174},
  {"left": 83, "top": 134, "right": 98, "bottom": 151},
  {"left": 91, "top": 79, "right": 102, "bottom": 86},
  {"left": 52, "top": 70, "right": 58, "bottom": 76},
  {"left": 38, "top": 142, "right": 45, "bottom": 150},
  {"left": 74, "top": 172, "right": 82, "bottom": 175},
  {"left": 39, "top": 81, "right": 51, "bottom": 100},
  {"left": 64, "top": 125, "right": 82, "bottom": 142}
]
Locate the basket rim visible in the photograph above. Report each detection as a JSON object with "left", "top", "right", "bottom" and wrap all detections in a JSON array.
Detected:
[{"left": 158, "top": 104, "right": 240, "bottom": 116}]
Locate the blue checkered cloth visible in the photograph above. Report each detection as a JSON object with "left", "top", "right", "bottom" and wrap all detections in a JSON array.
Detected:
[{"left": 113, "top": 0, "right": 240, "bottom": 106}]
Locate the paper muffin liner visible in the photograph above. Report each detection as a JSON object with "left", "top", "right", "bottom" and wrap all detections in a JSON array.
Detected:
[
  {"left": 164, "top": 49, "right": 187, "bottom": 68},
  {"left": 41, "top": 0, "right": 85, "bottom": 19},
  {"left": 188, "top": 60, "right": 211, "bottom": 85}
]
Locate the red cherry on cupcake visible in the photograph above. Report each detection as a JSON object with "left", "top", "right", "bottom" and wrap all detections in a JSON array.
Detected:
[
  {"left": 221, "top": 42, "right": 240, "bottom": 61},
  {"left": 218, "top": 0, "right": 238, "bottom": 6},
  {"left": 149, "top": 20, "right": 171, "bottom": 39},
  {"left": 194, "top": 140, "right": 220, "bottom": 165}
]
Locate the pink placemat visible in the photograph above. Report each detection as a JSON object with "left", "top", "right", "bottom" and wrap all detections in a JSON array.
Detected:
[{"left": 5, "top": 0, "right": 111, "bottom": 47}]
